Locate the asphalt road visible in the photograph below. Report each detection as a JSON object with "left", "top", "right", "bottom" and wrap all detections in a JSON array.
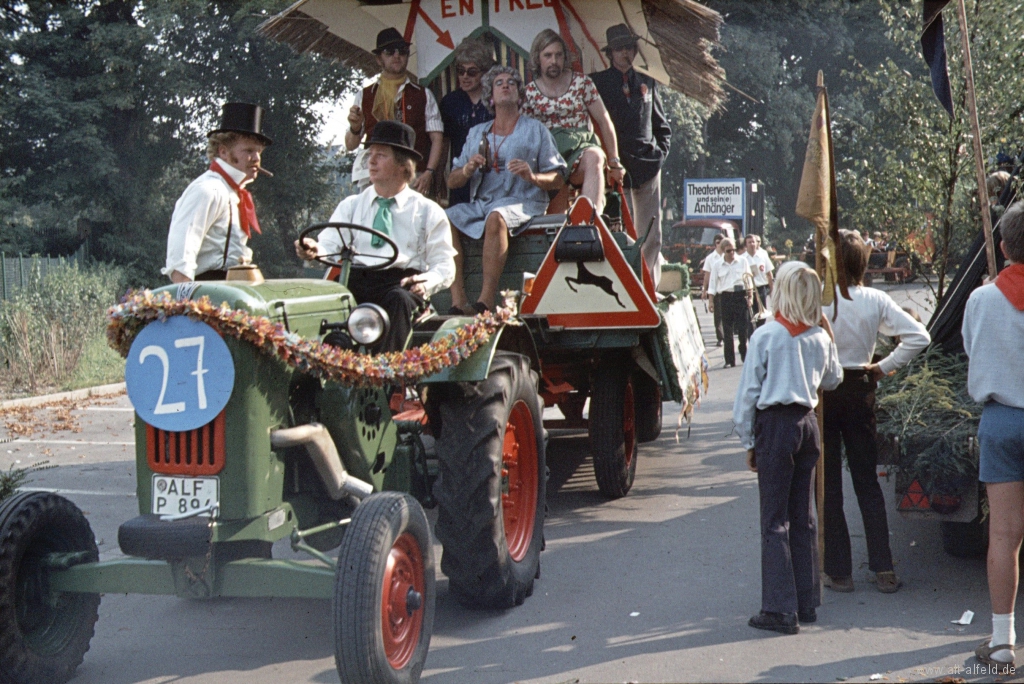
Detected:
[{"left": 1, "top": 286, "right": 1011, "bottom": 683}]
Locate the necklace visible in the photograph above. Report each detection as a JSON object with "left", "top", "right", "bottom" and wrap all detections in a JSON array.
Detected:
[
  {"left": 537, "top": 72, "right": 573, "bottom": 99},
  {"left": 490, "top": 115, "right": 519, "bottom": 171}
]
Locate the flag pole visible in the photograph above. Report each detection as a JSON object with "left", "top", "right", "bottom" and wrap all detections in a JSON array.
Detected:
[
  {"left": 813, "top": 69, "right": 827, "bottom": 582},
  {"left": 954, "top": 0, "right": 997, "bottom": 277}
]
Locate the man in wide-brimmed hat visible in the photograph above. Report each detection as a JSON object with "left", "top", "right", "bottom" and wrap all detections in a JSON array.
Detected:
[
  {"left": 345, "top": 28, "right": 444, "bottom": 196},
  {"left": 296, "top": 121, "right": 455, "bottom": 352},
  {"left": 590, "top": 23, "right": 672, "bottom": 285},
  {"left": 164, "top": 102, "right": 272, "bottom": 282}
]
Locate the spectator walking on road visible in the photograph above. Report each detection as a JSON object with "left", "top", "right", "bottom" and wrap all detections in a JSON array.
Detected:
[
  {"left": 734, "top": 264, "right": 843, "bottom": 635},
  {"left": 707, "top": 238, "right": 753, "bottom": 368},
  {"left": 821, "top": 230, "right": 930, "bottom": 595},
  {"left": 963, "top": 203, "right": 1024, "bottom": 672},
  {"left": 701, "top": 233, "right": 726, "bottom": 345}
]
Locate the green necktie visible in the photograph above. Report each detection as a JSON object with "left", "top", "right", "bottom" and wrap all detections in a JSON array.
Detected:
[{"left": 372, "top": 196, "right": 396, "bottom": 248}]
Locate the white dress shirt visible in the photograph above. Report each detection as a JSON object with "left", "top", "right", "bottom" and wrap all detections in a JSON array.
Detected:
[
  {"left": 733, "top": 321, "right": 844, "bottom": 449},
  {"left": 702, "top": 249, "right": 723, "bottom": 275},
  {"left": 822, "top": 285, "right": 930, "bottom": 375},
  {"left": 318, "top": 185, "right": 456, "bottom": 296},
  {"left": 963, "top": 283, "right": 1024, "bottom": 408},
  {"left": 745, "top": 247, "right": 774, "bottom": 287},
  {"left": 707, "top": 255, "right": 753, "bottom": 295},
  {"left": 163, "top": 158, "right": 252, "bottom": 280}
]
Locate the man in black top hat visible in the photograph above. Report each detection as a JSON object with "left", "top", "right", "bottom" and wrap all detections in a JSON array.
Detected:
[
  {"left": 296, "top": 121, "right": 456, "bottom": 352},
  {"left": 164, "top": 102, "right": 272, "bottom": 282},
  {"left": 590, "top": 24, "right": 671, "bottom": 285},
  {"left": 344, "top": 28, "right": 444, "bottom": 197}
]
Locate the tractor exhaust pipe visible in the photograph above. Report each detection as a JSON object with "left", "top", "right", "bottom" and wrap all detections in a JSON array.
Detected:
[{"left": 270, "top": 423, "right": 375, "bottom": 500}]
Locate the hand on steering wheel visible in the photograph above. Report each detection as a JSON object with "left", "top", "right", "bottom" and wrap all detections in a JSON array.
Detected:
[{"left": 297, "top": 222, "right": 400, "bottom": 272}]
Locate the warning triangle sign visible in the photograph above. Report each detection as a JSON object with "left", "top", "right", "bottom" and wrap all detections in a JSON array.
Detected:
[
  {"left": 898, "top": 479, "right": 930, "bottom": 511},
  {"left": 521, "top": 197, "right": 661, "bottom": 329}
]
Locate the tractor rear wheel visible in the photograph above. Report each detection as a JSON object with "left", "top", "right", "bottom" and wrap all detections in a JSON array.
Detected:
[
  {"left": 431, "top": 352, "right": 546, "bottom": 609},
  {"left": 590, "top": 362, "right": 638, "bottom": 498},
  {"left": 334, "top": 491, "right": 434, "bottom": 684},
  {"left": 0, "top": 492, "right": 100, "bottom": 684}
]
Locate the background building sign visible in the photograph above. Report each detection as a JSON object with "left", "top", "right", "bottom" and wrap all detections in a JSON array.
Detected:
[{"left": 683, "top": 178, "right": 746, "bottom": 221}]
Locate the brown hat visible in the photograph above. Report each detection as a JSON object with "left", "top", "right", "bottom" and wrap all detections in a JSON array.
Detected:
[{"left": 603, "top": 24, "right": 638, "bottom": 53}]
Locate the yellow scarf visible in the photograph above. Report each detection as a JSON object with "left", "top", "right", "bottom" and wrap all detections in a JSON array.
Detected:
[{"left": 372, "top": 72, "right": 408, "bottom": 123}]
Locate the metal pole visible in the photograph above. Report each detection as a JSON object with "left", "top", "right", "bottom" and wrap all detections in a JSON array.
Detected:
[
  {"left": 955, "top": 0, "right": 997, "bottom": 276},
  {"left": 19, "top": 254, "right": 24, "bottom": 290},
  {"left": 1, "top": 252, "right": 5, "bottom": 300}
]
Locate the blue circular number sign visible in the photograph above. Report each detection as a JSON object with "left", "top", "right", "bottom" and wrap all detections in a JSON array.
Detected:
[{"left": 125, "top": 316, "right": 235, "bottom": 432}]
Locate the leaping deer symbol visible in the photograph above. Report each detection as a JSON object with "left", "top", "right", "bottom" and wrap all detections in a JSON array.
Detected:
[{"left": 565, "top": 262, "right": 626, "bottom": 308}]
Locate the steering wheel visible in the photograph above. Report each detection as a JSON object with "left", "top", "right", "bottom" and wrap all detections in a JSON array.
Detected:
[{"left": 298, "top": 222, "right": 399, "bottom": 272}]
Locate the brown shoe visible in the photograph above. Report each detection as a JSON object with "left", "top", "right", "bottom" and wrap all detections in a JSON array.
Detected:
[
  {"left": 824, "top": 574, "right": 854, "bottom": 592},
  {"left": 875, "top": 571, "right": 901, "bottom": 593}
]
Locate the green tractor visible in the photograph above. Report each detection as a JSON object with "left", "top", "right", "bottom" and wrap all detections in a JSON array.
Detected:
[
  {"left": 0, "top": 198, "right": 706, "bottom": 684},
  {"left": 0, "top": 221, "right": 546, "bottom": 684}
]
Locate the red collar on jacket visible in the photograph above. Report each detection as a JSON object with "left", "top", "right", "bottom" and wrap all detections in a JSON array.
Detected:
[
  {"left": 996, "top": 262, "right": 1024, "bottom": 311},
  {"left": 775, "top": 314, "right": 810, "bottom": 337}
]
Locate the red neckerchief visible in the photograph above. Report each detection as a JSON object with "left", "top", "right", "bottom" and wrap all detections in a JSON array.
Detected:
[
  {"left": 995, "top": 263, "right": 1024, "bottom": 311},
  {"left": 775, "top": 314, "right": 810, "bottom": 337},
  {"left": 209, "top": 161, "right": 261, "bottom": 237}
]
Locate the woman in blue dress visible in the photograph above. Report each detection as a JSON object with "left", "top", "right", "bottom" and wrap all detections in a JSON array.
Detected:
[
  {"left": 440, "top": 38, "right": 494, "bottom": 206},
  {"left": 446, "top": 66, "right": 566, "bottom": 313}
]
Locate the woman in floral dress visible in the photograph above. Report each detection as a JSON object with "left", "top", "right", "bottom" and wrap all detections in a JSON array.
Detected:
[{"left": 523, "top": 29, "right": 625, "bottom": 214}]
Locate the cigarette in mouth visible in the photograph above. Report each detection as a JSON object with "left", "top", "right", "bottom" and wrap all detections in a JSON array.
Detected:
[{"left": 257, "top": 166, "right": 274, "bottom": 177}]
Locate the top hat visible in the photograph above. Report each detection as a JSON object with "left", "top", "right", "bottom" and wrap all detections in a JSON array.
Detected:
[
  {"left": 364, "top": 121, "right": 422, "bottom": 161},
  {"left": 207, "top": 102, "right": 273, "bottom": 146},
  {"left": 603, "top": 24, "right": 639, "bottom": 53},
  {"left": 373, "top": 28, "right": 411, "bottom": 54}
]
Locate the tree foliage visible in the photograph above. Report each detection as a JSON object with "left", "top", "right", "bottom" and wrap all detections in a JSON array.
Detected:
[
  {"left": 834, "top": 0, "right": 1024, "bottom": 299},
  {"left": 0, "top": 1, "right": 360, "bottom": 283}
]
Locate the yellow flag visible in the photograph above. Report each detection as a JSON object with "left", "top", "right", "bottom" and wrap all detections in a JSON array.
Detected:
[{"left": 796, "top": 71, "right": 848, "bottom": 306}]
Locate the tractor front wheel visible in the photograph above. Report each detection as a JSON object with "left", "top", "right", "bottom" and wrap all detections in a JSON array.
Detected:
[
  {"left": 590, "top": 362, "right": 638, "bottom": 498},
  {"left": 431, "top": 352, "right": 546, "bottom": 609},
  {"left": 334, "top": 492, "right": 434, "bottom": 684},
  {"left": 0, "top": 492, "right": 100, "bottom": 684}
]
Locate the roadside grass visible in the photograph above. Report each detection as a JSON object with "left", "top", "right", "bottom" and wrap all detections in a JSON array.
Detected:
[{"left": 65, "top": 333, "right": 125, "bottom": 391}]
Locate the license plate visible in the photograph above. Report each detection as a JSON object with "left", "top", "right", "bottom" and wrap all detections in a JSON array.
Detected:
[{"left": 152, "top": 476, "right": 220, "bottom": 517}]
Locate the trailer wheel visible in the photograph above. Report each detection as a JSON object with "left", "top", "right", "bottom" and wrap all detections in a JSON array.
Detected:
[
  {"left": 431, "top": 352, "right": 546, "bottom": 609},
  {"left": 632, "top": 371, "right": 663, "bottom": 443},
  {"left": 334, "top": 492, "right": 434, "bottom": 684},
  {"left": 941, "top": 516, "right": 989, "bottom": 558},
  {"left": 0, "top": 492, "right": 100, "bottom": 684},
  {"left": 590, "top": 363, "right": 638, "bottom": 498}
]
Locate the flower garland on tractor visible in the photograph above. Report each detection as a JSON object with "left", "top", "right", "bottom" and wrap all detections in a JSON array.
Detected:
[{"left": 107, "top": 290, "right": 515, "bottom": 388}]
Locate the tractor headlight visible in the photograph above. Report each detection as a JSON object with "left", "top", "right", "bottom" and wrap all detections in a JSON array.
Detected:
[{"left": 347, "top": 304, "right": 390, "bottom": 346}]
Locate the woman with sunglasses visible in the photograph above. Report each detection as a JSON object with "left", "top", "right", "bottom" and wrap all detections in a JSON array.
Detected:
[{"left": 440, "top": 38, "right": 496, "bottom": 206}]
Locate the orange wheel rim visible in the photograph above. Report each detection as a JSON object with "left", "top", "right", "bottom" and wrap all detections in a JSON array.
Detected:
[
  {"left": 623, "top": 378, "right": 636, "bottom": 466},
  {"left": 381, "top": 531, "right": 425, "bottom": 670},
  {"left": 502, "top": 401, "right": 538, "bottom": 562}
]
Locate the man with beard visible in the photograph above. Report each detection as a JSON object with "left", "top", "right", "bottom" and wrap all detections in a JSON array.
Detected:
[
  {"left": 591, "top": 24, "right": 671, "bottom": 285},
  {"left": 345, "top": 28, "right": 443, "bottom": 196},
  {"left": 164, "top": 102, "right": 271, "bottom": 282},
  {"left": 523, "top": 29, "right": 623, "bottom": 216}
]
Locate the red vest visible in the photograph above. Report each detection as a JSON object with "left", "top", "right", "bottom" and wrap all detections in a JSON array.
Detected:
[{"left": 362, "top": 81, "right": 431, "bottom": 171}]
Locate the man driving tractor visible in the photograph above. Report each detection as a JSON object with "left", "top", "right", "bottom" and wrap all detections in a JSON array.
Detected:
[{"left": 295, "top": 121, "right": 456, "bottom": 352}]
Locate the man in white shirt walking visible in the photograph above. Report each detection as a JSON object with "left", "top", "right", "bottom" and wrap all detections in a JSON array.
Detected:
[
  {"left": 821, "top": 230, "right": 930, "bottom": 595},
  {"left": 164, "top": 103, "right": 271, "bottom": 282},
  {"left": 744, "top": 234, "right": 775, "bottom": 305},
  {"left": 296, "top": 122, "right": 456, "bottom": 352},
  {"left": 707, "top": 237, "right": 753, "bottom": 367},
  {"left": 701, "top": 232, "right": 727, "bottom": 346}
]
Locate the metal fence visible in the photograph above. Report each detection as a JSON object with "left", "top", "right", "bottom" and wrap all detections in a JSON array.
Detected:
[{"left": 0, "top": 251, "right": 83, "bottom": 301}]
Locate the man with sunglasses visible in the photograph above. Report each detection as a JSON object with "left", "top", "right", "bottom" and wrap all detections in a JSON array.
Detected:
[
  {"left": 706, "top": 237, "right": 754, "bottom": 368},
  {"left": 440, "top": 38, "right": 495, "bottom": 206},
  {"left": 345, "top": 28, "right": 443, "bottom": 196}
]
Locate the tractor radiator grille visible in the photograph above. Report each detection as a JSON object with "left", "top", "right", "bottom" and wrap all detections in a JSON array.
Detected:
[{"left": 147, "top": 412, "right": 226, "bottom": 476}]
